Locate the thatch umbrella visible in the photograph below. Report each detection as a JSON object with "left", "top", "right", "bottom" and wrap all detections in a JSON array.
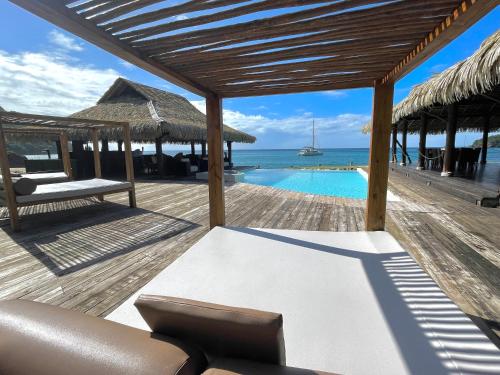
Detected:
[
  {"left": 71, "top": 78, "right": 256, "bottom": 144},
  {"left": 362, "top": 30, "right": 500, "bottom": 135}
]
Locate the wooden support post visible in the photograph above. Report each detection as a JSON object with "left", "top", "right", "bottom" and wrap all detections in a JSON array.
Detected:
[
  {"left": 391, "top": 126, "right": 398, "bottom": 163},
  {"left": 400, "top": 121, "right": 408, "bottom": 166},
  {"left": 155, "top": 137, "right": 164, "bottom": 178},
  {"left": 417, "top": 113, "right": 428, "bottom": 170},
  {"left": 122, "top": 123, "right": 137, "bottom": 208},
  {"left": 117, "top": 140, "right": 123, "bottom": 152},
  {"left": 190, "top": 141, "right": 195, "bottom": 156},
  {"left": 480, "top": 115, "right": 489, "bottom": 165},
  {"left": 365, "top": 81, "right": 394, "bottom": 231},
  {"left": 0, "top": 125, "right": 19, "bottom": 231},
  {"left": 101, "top": 139, "right": 109, "bottom": 152},
  {"left": 59, "top": 132, "right": 73, "bottom": 180},
  {"left": 91, "top": 128, "right": 104, "bottom": 201},
  {"left": 206, "top": 94, "right": 225, "bottom": 229},
  {"left": 227, "top": 141, "right": 233, "bottom": 165},
  {"left": 55, "top": 140, "right": 63, "bottom": 159},
  {"left": 442, "top": 103, "right": 457, "bottom": 176},
  {"left": 201, "top": 142, "right": 207, "bottom": 157}
]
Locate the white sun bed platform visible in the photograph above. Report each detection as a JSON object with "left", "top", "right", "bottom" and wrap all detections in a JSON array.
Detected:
[
  {"left": 107, "top": 227, "right": 500, "bottom": 375},
  {"left": 16, "top": 178, "right": 132, "bottom": 205}
]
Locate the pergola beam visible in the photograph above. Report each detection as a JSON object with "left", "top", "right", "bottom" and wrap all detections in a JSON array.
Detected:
[{"left": 383, "top": 0, "right": 498, "bottom": 83}]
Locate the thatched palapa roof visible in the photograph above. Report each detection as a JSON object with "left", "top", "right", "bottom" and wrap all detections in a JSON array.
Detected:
[
  {"left": 363, "top": 30, "right": 500, "bottom": 135},
  {"left": 72, "top": 78, "right": 256, "bottom": 144}
]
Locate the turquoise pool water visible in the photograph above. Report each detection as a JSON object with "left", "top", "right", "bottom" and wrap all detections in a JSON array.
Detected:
[{"left": 242, "top": 169, "right": 368, "bottom": 199}]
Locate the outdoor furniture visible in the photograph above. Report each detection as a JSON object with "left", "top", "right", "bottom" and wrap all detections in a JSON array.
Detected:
[
  {"left": 0, "top": 299, "right": 335, "bottom": 375},
  {"left": 15, "top": 178, "right": 132, "bottom": 205},
  {"left": 0, "top": 111, "right": 137, "bottom": 231},
  {"left": 108, "top": 227, "right": 500, "bottom": 375}
]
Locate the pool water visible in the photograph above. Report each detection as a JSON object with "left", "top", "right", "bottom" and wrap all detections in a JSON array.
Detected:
[{"left": 242, "top": 169, "right": 368, "bottom": 199}]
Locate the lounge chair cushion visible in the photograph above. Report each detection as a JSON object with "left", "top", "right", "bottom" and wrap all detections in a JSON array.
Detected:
[
  {"left": 203, "top": 358, "right": 337, "bottom": 375},
  {"left": 22, "top": 172, "right": 69, "bottom": 184},
  {"left": 16, "top": 178, "right": 131, "bottom": 204},
  {"left": 0, "top": 300, "right": 207, "bottom": 375},
  {"left": 0, "top": 176, "right": 37, "bottom": 195},
  {"left": 135, "top": 295, "right": 286, "bottom": 365}
]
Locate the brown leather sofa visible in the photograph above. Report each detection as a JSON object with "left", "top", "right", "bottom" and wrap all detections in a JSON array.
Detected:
[{"left": 0, "top": 298, "right": 336, "bottom": 375}]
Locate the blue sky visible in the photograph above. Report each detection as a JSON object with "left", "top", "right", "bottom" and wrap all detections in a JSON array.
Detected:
[{"left": 0, "top": 2, "right": 498, "bottom": 151}]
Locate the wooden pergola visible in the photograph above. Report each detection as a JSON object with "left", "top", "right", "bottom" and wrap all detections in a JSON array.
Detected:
[
  {"left": 9, "top": 0, "right": 496, "bottom": 231},
  {"left": 0, "top": 111, "right": 136, "bottom": 230}
]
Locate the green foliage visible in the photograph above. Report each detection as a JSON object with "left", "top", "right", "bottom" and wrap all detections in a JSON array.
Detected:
[{"left": 471, "top": 134, "right": 500, "bottom": 148}]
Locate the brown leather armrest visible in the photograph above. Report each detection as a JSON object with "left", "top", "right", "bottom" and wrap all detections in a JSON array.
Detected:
[
  {"left": 0, "top": 300, "right": 207, "bottom": 375},
  {"left": 135, "top": 295, "right": 286, "bottom": 365}
]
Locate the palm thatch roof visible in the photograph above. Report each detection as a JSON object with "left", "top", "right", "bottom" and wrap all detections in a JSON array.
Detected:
[
  {"left": 71, "top": 78, "right": 256, "bottom": 144},
  {"left": 363, "top": 30, "right": 500, "bottom": 135}
]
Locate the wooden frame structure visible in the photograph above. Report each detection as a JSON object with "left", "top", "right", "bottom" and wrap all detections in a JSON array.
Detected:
[
  {"left": 9, "top": 0, "right": 496, "bottom": 231},
  {"left": 0, "top": 111, "right": 136, "bottom": 231}
]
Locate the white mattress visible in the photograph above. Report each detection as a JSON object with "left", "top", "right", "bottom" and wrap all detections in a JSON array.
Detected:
[
  {"left": 21, "top": 172, "right": 69, "bottom": 184},
  {"left": 107, "top": 227, "right": 500, "bottom": 375},
  {"left": 16, "top": 178, "right": 131, "bottom": 204}
]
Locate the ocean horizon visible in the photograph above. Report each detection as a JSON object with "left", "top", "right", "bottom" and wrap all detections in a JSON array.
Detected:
[
  {"left": 160, "top": 147, "right": 500, "bottom": 169},
  {"left": 28, "top": 147, "right": 500, "bottom": 170},
  {"left": 227, "top": 148, "right": 500, "bottom": 169}
]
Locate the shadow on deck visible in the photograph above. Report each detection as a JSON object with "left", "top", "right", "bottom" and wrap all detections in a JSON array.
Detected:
[{"left": 2, "top": 201, "right": 200, "bottom": 276}]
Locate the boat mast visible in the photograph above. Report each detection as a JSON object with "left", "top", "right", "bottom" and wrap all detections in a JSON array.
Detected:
[{"left": 312, "top": 120, "right": 315, "bottom": 149}]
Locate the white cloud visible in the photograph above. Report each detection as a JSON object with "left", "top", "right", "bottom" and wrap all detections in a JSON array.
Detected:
[
  {"left": 174, "top": 14, "right": 189, "bottom": 21},
  {"left": 0, "top": 50, "right": 119, "bottom": 115},
  {"left": 323, "top": 90, "right": 348, "bottom": 98},
  {"left": 190, "top": 100, "right": 370, "bottom": 136},
  {"left": 48, "top": 30, "right": 84, "bottom": 52},
  {"left": 119, "top": 60, "right": 135, "bottom": 69}
]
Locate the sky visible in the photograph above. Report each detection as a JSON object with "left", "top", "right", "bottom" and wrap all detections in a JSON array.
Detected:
[{"left": 0, "top": 2, "right": 498, "bottom": 151}]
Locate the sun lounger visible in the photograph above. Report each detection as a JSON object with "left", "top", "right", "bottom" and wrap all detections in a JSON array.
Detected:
[
  {"left": 15, "top": 178, "right": 132, "bottom": 205},
  {"left": 107, "top": 227, "right": 500, "bottom": 375}
]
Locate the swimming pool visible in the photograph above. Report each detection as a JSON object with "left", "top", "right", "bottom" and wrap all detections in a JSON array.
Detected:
[{"left": 242, "top": 169, "right": 368, "bottom": 199}]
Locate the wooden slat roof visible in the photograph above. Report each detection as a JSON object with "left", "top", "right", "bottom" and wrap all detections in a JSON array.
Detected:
[
  {"left": 9, "top": 0, "right": 497, "bottom": 97},
  {"left": 0, "top": 111, "right": 128, "bottom": 130}
]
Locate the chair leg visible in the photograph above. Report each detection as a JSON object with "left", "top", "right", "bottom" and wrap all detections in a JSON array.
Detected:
[
  {"left": 129, "top": 191, "right": 136, "bottom": 208},
  {"left": 10, "top": 209, "right": 20, "bottom": 232}
]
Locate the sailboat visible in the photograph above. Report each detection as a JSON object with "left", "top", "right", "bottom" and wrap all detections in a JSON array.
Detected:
[{"left": 298, "top": 120, "right": 323, "bottom": 156}]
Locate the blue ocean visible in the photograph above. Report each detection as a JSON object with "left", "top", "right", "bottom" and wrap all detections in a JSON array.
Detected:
[
  {"left": 29, "top": 147, "right": 500, "bottom": 169},
  {"left": 225, "top": 148, "right": 500, "bottom": 169}
]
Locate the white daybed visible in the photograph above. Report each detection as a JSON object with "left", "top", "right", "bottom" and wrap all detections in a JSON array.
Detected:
[
  {"left": 0, "top": 111, "right": 137, "bottom": 231},
  {"left": 15, "top": 178, "right": 132, "bottom": 205},
  {"left": 107, "top": 227, "right": 500, "bottom": 375}
]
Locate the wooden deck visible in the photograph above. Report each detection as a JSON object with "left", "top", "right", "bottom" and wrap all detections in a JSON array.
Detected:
[{"left": 0, "top": 174, "right": 498, "bottom": 343}]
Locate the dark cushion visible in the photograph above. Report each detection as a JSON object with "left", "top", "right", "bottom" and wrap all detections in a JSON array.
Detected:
[
  {"left": 0, "top": 300, "right": 207, "bottom": 375},
  {"left": 202, "top": 358, "right": 338, "bottom": 375},
  {"left": 135, "top": 295, "right": 286, "bottom": 365}
]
